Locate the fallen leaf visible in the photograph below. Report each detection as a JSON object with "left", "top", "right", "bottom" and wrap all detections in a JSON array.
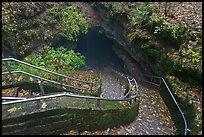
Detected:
[
  {"left": 41, "top": 102, "right": 47, "bottom": 109},
  {"left": 8, "top": 75, "right": 12, "bottom": 81},
  {"left": 17, "top": 75, "right": 23, "bottom": 82},
  {"left": 8, "top": 107, "right": 17, "bottom": 113},
  {"left": 29, "top": 77, "right": 34, "bottom": 81},
  {"left": 68, "top": 130, "right": 78, "bottom": 135}
]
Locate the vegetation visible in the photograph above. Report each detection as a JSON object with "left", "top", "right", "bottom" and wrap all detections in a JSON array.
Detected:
[
  {"left": 6, "top": 47, "right": 86, "bottom": 80},
  {"left": 92, "top": 2, "right": 202, "bottom": 134},
  {"left": 60, "top": 6, "right": 88, "bottom": 41},
  {"left": 2, "top": 2, "right": 202, "bottom": 135},
  {"left": 166, "top": 75, "right": 202, "bottom": 133},
  {"left": 25, "top": 47, "right": 85, "bottom": 72},
  {"left": 2, "top": 46, "right": 99, "bottom": 96},
  {"left": 2, "top": 3, "right": 88, "bottom": 58}
]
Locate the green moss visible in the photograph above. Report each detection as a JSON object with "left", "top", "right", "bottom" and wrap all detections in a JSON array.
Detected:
[
  {"left": 3, "top": 97, "right": 139, "bottom": 134},
  {"left": 96, "top": 113, "right": 113, "bottom": 127}
]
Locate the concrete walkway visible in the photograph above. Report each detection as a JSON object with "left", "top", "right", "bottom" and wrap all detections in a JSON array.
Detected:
[{"left": 100, "top": 67, "right": 127, "bottom": 99}]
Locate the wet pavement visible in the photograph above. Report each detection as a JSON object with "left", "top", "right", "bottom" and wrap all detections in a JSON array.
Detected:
[
  {"left": 63, "top": 67, "right": 178, "bottom": 135},
  {"left": 100, "top": 67, "right": 127, "bottom": 99},
  {"left": 117, "top": 84, "right": 178, "bottom": 135},
  {"left": 2, "top": 66, "right": 179, "bottom": 135}
]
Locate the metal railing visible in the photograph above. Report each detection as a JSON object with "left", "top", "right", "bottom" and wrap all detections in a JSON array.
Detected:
[
  {"left": 135, "top": 73, "right": 189, "bottom": 135},
  {"left": 2, "top": 57, "right": 186, "bottom": 134},
  {"left": 112, "top": 69, "right": 139, "bottom": 100},
  {"left": 2, "top": 71, "right": 93, "bottom": 91},
  {"left": 2, "top": 58, "right": 140, "bottom": 106},
  {"left": 2, "top": 58, "right": 101, "bottom": 92}
]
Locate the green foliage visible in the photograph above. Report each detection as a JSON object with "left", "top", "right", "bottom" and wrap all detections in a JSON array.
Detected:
[
  {"left": 179, "top": 39, "right": 202, "bottom": 70},
  {"left": 14, "top": 47, "right": 86, "bottom": 80},
  {"left": 28, "top": 46, "right": 85, "bottom": 72},
  {"left": 163, "top": 52, "right": 201, "bottom": 85},
  {"left": 151, "top": 12, "right": 202, "bottom": 84},
  {"left": 154, "top": 21, "right": 180, "bottom": 40},
  {"left": 2, "top": 3, "right": 88, "bottom": 58},
  {"left": 95, "top": 2, "right": 131, "bottom": 17},
  {"left": 132, "top": 2, "right": 152, "bottom": 21},
  {"left": 166, "top": 75, "right": 189, "bottom": 98},
  {"left": 166, "top": 75, "right": 202, "bottom": 133},
  {"left": 2, "top": 61, "right": 17, "bottom": 72},
  {"left": 125, "top": 3, "right": 153, "bottom": 43},
  {"left": 149, "top": 13, "right": 167, "bottom": 24},
  {"left": 127, "top": 2, "right": 152, "bottom": 29},
  {"left": 149, "top": 12, "right": 201, "bottom": 47},
  {"left": 60, "top": 6, "right": 88, "bottom": 41},
  {"left": 150, "top": 13, "right": 181, "bottom": 42},
  {"left": 140, "top": 43, "right": 150, "bottom": 49},
  {"left": 2, "top": 3, "right": 59, "bottom": 58},
  {"left": 127, "top": 27, "right": 150, "bottom": 42}
]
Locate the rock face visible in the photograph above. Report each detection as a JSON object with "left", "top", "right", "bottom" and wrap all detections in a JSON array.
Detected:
[
  {"left": 76, "top": 2, "right": 202, "bottom": 77},
  {"left": 82, "top": 3, "right": 153, "bottom": 76},
  {"left": 3, "top": 2, "right": 201, "bottom": 77}
]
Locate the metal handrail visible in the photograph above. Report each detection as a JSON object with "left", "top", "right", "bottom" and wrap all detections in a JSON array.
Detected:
[
  {"left": 2, "top": 90, "right": 140, "bottom": 105},
  {"left": 1, "top": 57, "right": 187, "bottom": 134},
  {"left": 123, "top": 78, "right": 132, "bottom": 98},
  {"left": 133, "top": 78, "right": 139, "bottom": 97},
  {"left": 2, "top": 70, "right": 97, "bottom": 91},
  {"left": 162, "top": 78, "right": 188, "bottom": 135},
  {"left": 2, "top": 65, "right": 140, "bottom": 105},
  {"left": 111, "top": 69, "right": 139, "bottom": 99},
  {"left": 2, "top": 58, "right": 94, "bottom": 84},
  {"left": 2, "top": 97, "right": 26, "bottom": 100},
  {"left": 2, "top": 58, "right": 103, "bottom": 93},
  {"left": 137, "top": 73, "right": 188, "bottom": 135},
  {"left": 2, "top": 81, "right": 139, "bottom": 106}
]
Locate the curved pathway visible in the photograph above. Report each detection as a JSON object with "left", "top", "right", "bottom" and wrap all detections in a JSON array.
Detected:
[
  {"left": 63, "top": 67, "right": 178, "bottom": 135},
  {"left": 107, "top": 83, "right": 178, "bottom": 135}
]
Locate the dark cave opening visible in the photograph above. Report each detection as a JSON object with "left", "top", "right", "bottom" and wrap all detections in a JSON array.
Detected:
[{"left": 76, "top": 27, "right": 124, "bottom": 71}]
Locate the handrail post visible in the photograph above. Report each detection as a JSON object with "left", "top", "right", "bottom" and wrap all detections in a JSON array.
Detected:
[
  {"left": 38, "top": 80, "right": 45, "bottom": 96},
  {"left": 157, "top": 78, "right": 163, "bottom": 91},
  {"left": 59, "top": 76, "right": 63, "bottom": 88},
  {"left": 15, "top": 87, "right": 19, "bottom": 97},
  {"left": 96, "top": 99, "right": 100, "bottom": 107},
  {"left": 99, "top": 70, "right": 102, "bottom": 95},
  {"left": 99, "top": 81, "right": 102, "bottom": 95},
  {"left": 2, "top": 54, "right": 15, "bottom": 84},
  {"left": 129, "top": 99, "right": 132, "bottom": 104},
  {"left": 159, "top": 78, "right": 162, "bottom": 87},
  {"left": 90, "top": 83, "right": 93, "bottom": 93}
]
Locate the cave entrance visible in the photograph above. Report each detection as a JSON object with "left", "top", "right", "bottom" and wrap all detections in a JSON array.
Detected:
[{"left": 76, "top": 27, "right": 124, "bottom": 70}]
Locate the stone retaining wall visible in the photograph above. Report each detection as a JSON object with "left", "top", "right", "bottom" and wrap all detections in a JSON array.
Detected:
[
  {"left": 2, "top": 83, "right": 139, "bottom": 136},
  {"left": 2, "top": 103, "right": 138, "bottom": 135}
]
